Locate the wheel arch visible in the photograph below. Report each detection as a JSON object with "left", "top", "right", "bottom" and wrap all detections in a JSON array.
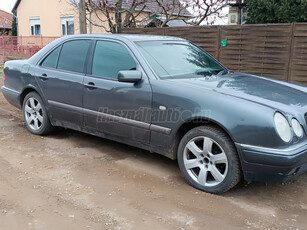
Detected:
[
  {"left": 19, "top": 86, "right": 53, "bottom": 123},
  {"left": 175, "top": 118, "right": 242, "bottom": 193},
  {"left": 20, "top": 86, "right": 41, "bottom": 107},
  {"left": 173, "top": 117, "right": 237, "bottom": 159}
]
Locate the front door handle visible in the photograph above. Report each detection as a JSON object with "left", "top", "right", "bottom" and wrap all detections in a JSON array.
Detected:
[
  {"left": 39, "top": 73, "right": 48, "bottom": 80},
  {"left": 85, "top": 82, "right": 97, "bottom": 89}
]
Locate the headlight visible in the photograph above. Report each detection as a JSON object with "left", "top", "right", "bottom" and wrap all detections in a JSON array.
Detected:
[
  {"left": 292, "top": 119, "right": 303, "bottom": 138},
  {"left": 274, "top": 112, "right": 292, "bottom": 142}
]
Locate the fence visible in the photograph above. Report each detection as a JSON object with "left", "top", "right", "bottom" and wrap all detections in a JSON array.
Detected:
[
  {"left": 0, "top": 36, "right": 59, "bottom": 63},
  {"left": 123, "top": 23, "right": 307, "bottom": 86},
  {"left": 1, "top": 24, "right": 307, "bottom": 85}
]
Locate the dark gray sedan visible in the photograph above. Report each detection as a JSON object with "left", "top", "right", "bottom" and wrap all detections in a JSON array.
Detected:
[{"left": 2, "top": 34, "right": 307, "bottom": 193}]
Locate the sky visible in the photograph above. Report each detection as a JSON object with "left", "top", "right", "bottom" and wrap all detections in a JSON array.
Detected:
[{"left": 0, "top": 0, "right": 15, "bottom": 13}]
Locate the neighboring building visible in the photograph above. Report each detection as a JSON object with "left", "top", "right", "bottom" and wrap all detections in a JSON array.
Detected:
[
  {"left": 0, "top": 9, "right": 14, "bottom": 36},
  {"left": 12, "top": 0, "right": 191, "bottom": 37},
  {"left": 228, "top": 0, "right": 247, "bottom": 25},
  {"left": 146, "top": 17, "right": 190, "bottom": 27},
  {"left": 12, "top": 0, "right": 83, "bottom": 36},
  {"left": 228, "top": 6, "right": 239, "bottom": 25}
]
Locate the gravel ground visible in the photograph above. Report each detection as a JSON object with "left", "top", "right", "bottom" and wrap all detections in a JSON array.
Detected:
[{"left": 0, "top": 71, "right": 306, "bottom": 229}]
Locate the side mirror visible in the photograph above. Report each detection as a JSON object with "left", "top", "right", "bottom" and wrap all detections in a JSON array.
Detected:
[{"left": 118, "top": 70, "right": 142, "bottom": 83}]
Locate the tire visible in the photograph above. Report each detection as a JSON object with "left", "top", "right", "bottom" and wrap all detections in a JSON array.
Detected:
[
  {"left": 22, "top": 92, "right": 53, "bottom": 135},
  {"left": 177, "top": 126, "right": 241, "bottom": 194}
]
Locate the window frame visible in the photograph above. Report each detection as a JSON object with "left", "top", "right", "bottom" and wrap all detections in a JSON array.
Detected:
[
  {"left": 87, "top": 39, "right": 141, "bottom": 82},
  {"left": 61, "top": 15, "right": 74, "bottom": 36},
  {"left": 39, "top": 38, "right": 93, "bottom": 75},
  {"left": 39, "top": 44, "right": 62, "bottom": 70},
  {"left": 30, "top": 17, "right": 41, "bottom": 36}
]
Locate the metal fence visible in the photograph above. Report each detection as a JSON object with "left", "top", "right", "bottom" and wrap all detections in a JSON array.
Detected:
[
  {"left": 0, "top": 36, "right": 59, "bottom": 63},
  {"left": 123, "top": 23, "right": 307, "bottom": 86}
]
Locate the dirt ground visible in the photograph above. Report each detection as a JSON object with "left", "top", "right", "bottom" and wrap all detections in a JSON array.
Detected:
[{"left": 0, "top": 74, "right": 306, "bottom": 230}]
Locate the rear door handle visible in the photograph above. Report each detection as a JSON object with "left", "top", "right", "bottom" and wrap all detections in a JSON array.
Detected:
[
  {"left": 39, "top": 73, "right": 48, "bottom": 80},
  {"left": 85, "top": 82, "right": 97, "bottom": 89}
]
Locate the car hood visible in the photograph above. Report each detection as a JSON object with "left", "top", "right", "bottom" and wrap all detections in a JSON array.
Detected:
[{"left": 167, "top": 72, "right": 307, "bottom": 113}]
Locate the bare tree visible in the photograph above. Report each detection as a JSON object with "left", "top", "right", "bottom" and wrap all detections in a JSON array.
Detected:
[
  {"left": 186, "top": 0, "right": 234, "bottom": 25},
  {"left": 151, "top": 0, "right": 187, "bottom": 27},
  {"left": 85, "top": 0, "right": 148, "bottom": 33},
  {"left": 69, "top": 0, "right": 233, "bottom": 33},
  {"left": 79, "top": 0, "right": 87, "bottom": 33}
]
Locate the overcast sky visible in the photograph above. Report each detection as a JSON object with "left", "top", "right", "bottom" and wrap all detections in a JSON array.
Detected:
[{"left": 0, "top": 0, "right": 15, "bottom": 13}]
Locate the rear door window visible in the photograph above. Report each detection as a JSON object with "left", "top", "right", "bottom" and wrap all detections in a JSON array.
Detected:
[
  {"left": 57, "top": 40, "right": 91, "bottom": 74},
  {"left": 41, "top": 46, "right": 61, "bottom": 69}
]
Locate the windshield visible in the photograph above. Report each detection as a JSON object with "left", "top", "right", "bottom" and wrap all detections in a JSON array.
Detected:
[{"left": 135, "top": 41, "right": 225, "bottom": 79}]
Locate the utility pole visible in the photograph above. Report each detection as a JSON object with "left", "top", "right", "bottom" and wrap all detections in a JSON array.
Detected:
[{"left": 79, "top": 0, "right": 87, "bottom": 34}]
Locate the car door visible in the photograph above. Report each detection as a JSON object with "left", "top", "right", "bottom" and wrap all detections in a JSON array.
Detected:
[
  {"left": 35, "top": 39, "right": 92, "bottom": 130},
  {"left": 83, "top": 39, "right": 152, "bottom": 146}
]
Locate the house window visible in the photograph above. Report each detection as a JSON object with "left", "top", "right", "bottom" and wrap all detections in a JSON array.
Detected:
[
  {"left": 61, "top": 16, "right": 74, "bottom": 36},
  {"left": 230, "top": 14, "right": 237, "bottom": 24},
  {"left": 30, "top": 17, "right": 41, "bottom": 36}
]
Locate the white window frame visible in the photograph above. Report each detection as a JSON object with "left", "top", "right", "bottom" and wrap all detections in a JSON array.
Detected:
[
  {"left": 61, "top": 15, "right": 74, "bottom": 36},
  {"left": 30, "top": 17, "right": 41, "bottom": 36}
]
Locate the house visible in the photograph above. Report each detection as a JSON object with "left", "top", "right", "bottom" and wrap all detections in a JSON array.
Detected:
[
  {"left": 146, "top": 17, "right": 190, "bottom": 27},
  {"left": 12, "top": 0, "right": 191, "bottom": 37},
  {"left": 228, "top": 0, "right": 247, "bottom": 25},
  {"left": 0, "top": 9, "right": 14, "bottom": 36}
]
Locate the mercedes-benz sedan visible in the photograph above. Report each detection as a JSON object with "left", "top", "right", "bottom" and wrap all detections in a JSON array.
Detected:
[{"left": 2, "top": 34, "right": 307, "bottom": 193}]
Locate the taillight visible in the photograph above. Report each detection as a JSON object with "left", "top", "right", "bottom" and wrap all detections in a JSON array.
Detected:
[{"left": 3, "top": 72, "right": 5, "bottom": 81}]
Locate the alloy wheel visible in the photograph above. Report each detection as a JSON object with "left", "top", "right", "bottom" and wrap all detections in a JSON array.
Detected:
[
  {"left": 24, "top": 97, "right": 44, "bottom": 131},
  {"left": 183, "top": 136, "right": 228, "bottom": 187}
]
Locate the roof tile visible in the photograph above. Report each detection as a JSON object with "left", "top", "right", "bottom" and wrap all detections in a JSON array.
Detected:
[
  {"left": 0, "top": 9, "right": 14, "bottom": 29},
  {"left": 98, "top": 0, "right": 192, "bottom": 16}
]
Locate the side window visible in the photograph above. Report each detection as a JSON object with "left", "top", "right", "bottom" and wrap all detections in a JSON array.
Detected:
[
  {"left": 92, "top": 41, "right": 136, "bottom": 79},
  {"left": 58, "top": 40, "right": 91, "bottom": 74},
  {"left": 41, "top": 46, "right": 61, "bottom": 69}
]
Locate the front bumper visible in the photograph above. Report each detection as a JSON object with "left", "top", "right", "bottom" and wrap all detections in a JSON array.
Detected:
[{"left": 236, "top": 143, "right": 307, "bottom": 182}]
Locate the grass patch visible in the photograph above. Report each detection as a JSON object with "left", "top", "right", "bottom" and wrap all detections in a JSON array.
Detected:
[{"left": 0, "top": 64, "right": 3, "bottom": 76}]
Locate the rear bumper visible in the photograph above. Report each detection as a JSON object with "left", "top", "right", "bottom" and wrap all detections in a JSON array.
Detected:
[
  {"left": 1, "top": 86, "right": 21, "bottom": 109},
  {"left": 236, "top": 143, "right": 307, "bottom": 182}
]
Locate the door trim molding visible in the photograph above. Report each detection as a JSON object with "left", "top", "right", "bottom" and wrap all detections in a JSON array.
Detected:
[
  {"left": 48, "top": 100, "right": 172, "bottom": 135},
  {"left": 48, "top": 100, "right": 83, "bottom": 113}
]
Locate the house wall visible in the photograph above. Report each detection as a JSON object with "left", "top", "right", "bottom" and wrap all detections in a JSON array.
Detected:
[
  {"left": 87, "top": 9, "right": 110, "bottom": 34},
  {"left": 16, "top": 0, "right": 152, "bottom": 36},
  {"left": 17, "top": 0, "right": 80, "bottom": 36}
]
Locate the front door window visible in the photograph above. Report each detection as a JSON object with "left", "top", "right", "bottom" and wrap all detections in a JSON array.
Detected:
[{"left": 91, "top": 41, "right": 137, "bottom": 79}]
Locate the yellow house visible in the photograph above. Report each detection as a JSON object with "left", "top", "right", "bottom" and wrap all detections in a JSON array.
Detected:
[
  {"left": 12, "top": 0, "right": 191, "bottom": 37},
  {"left": 13, "top": 0, "right": 107, "bottom": 36}
]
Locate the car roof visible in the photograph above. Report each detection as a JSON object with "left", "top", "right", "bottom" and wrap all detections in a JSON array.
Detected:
[
  {"left": 61, "top": 34, "right": 186, "bottom": 42},
  {"left": 28, "top": 34, "right": 187, "bottom": 65}
]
